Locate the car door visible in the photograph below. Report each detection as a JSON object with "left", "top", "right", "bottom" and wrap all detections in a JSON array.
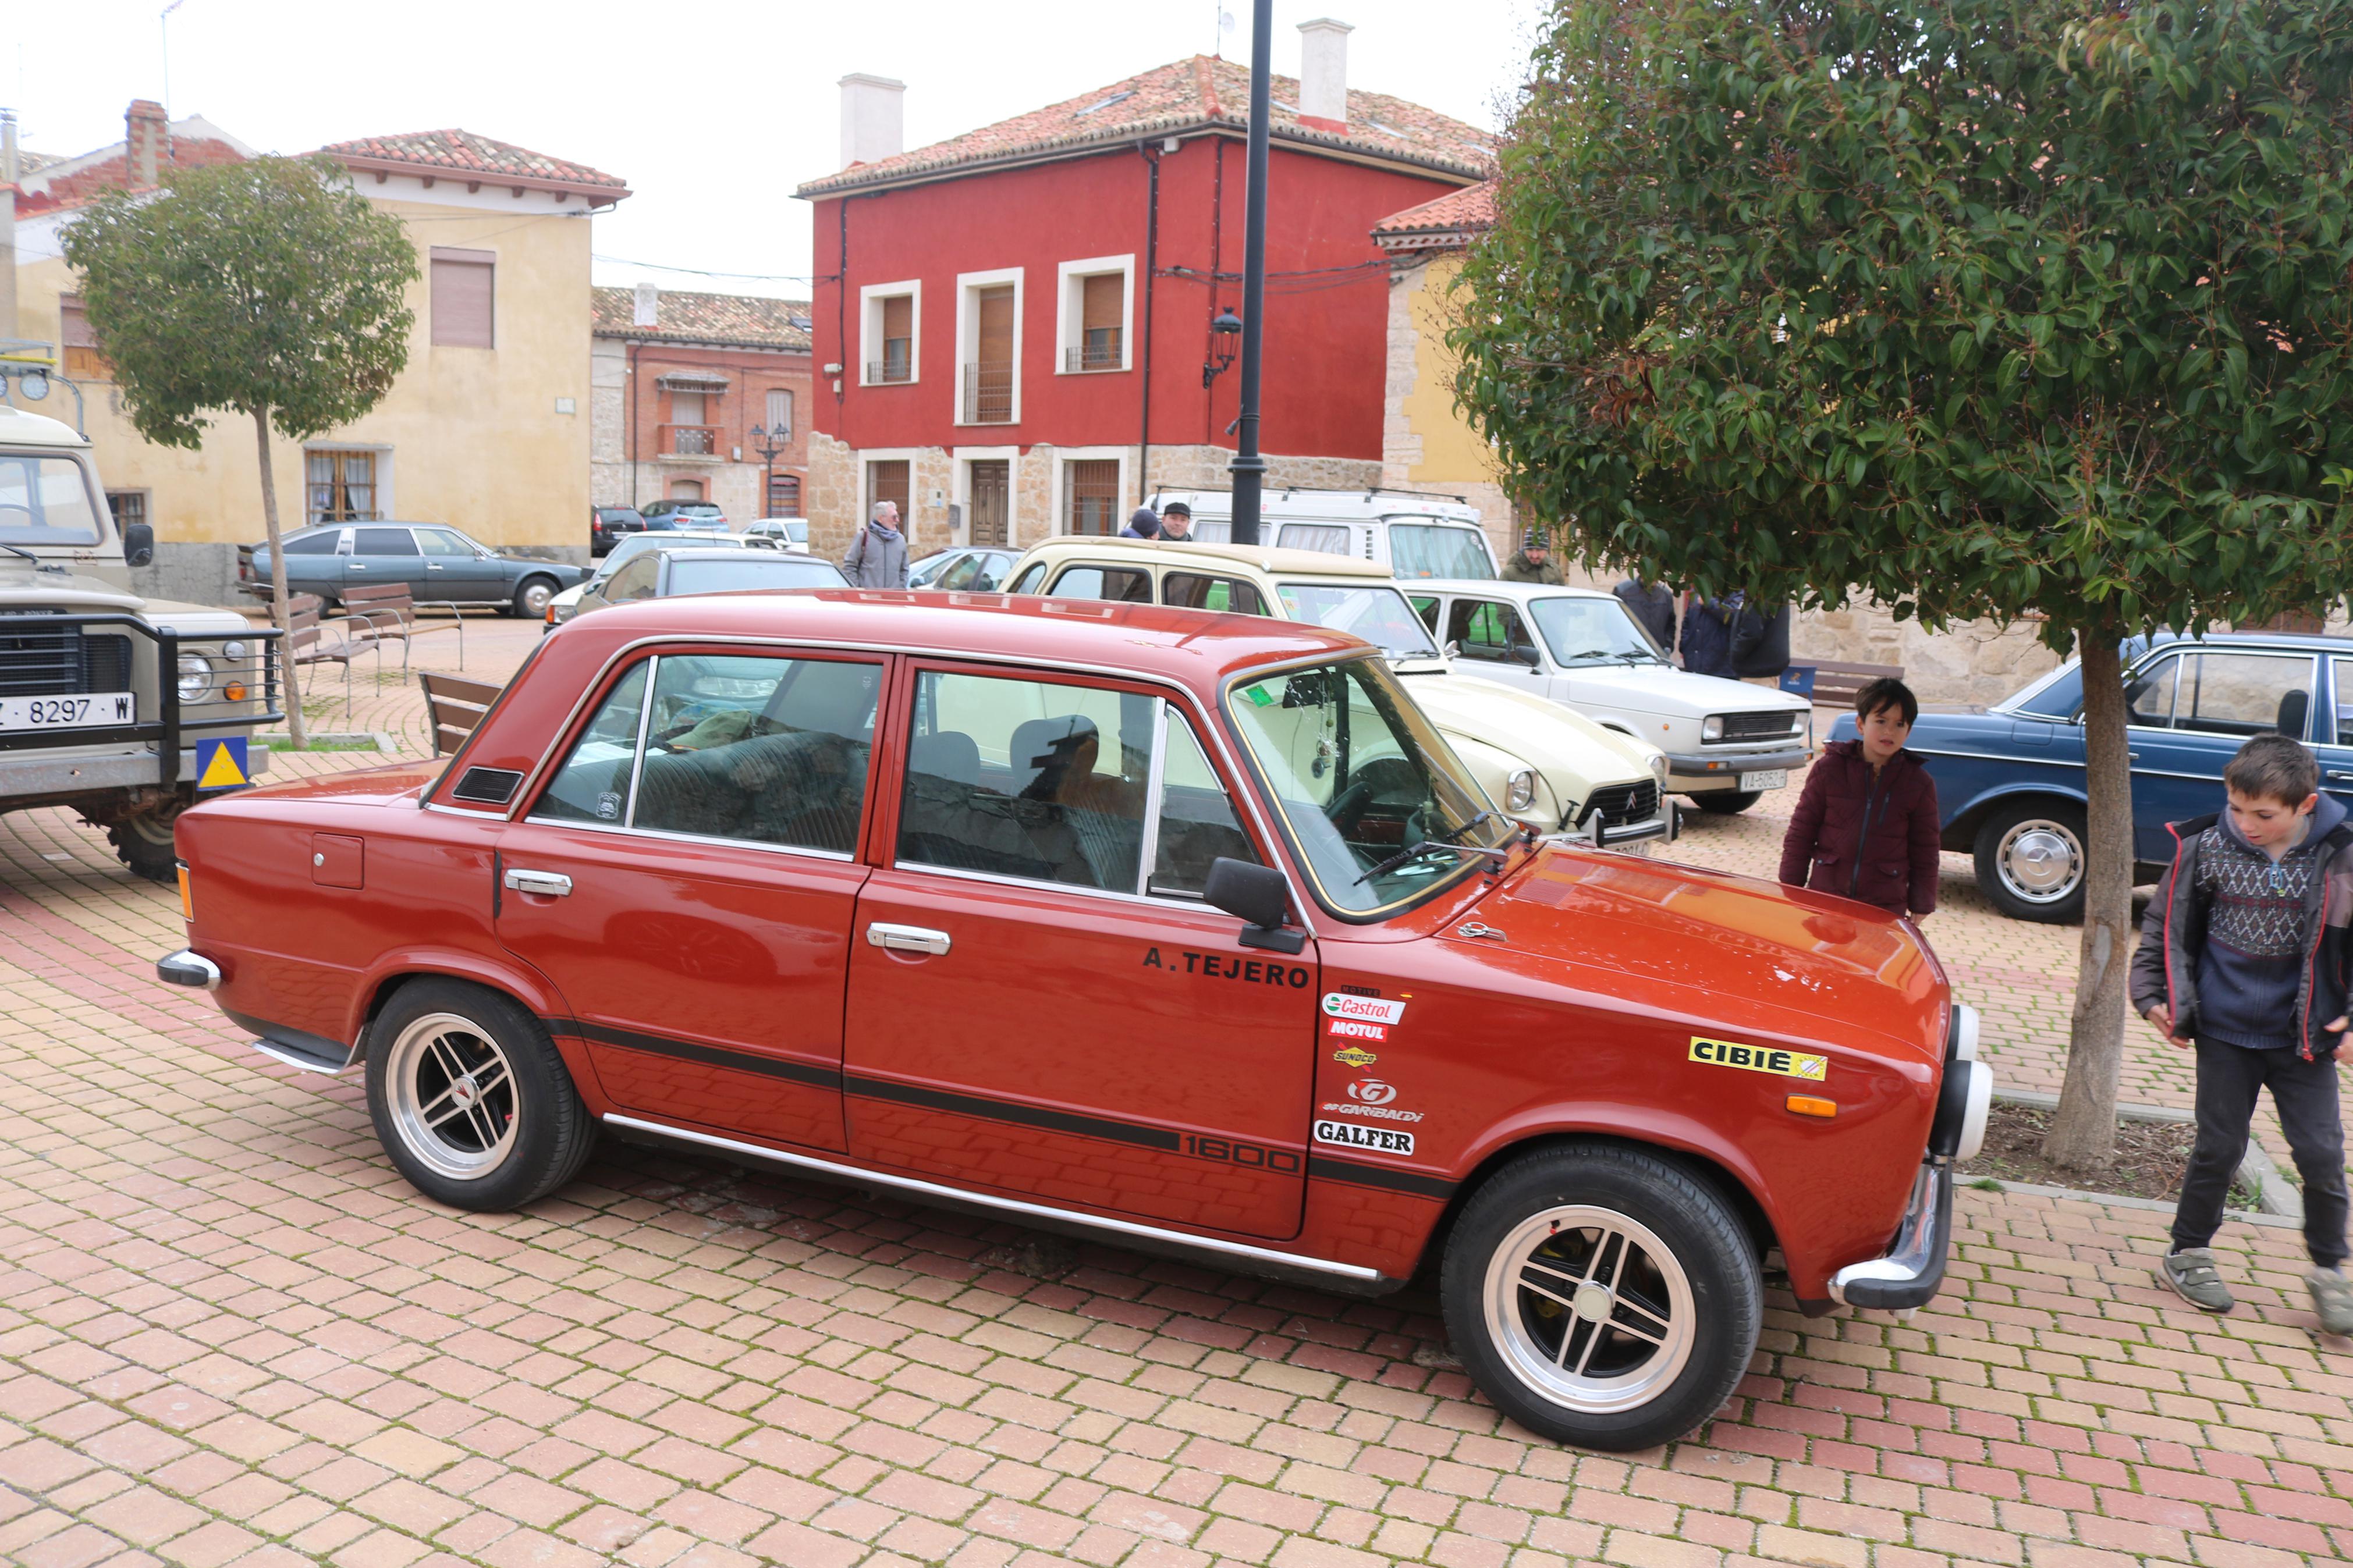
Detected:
[
  {"left": 2127, "top": 647, "right": 2319, "bottom": 858},
  {"left": 1445, "top": 597, "right": 1551, "bottom": 698},
  {"left": 842, "top": 662, "right": 1316, "bottom": 1238},
  {"left": 495, "top": 648, "right": 887, "bottom": 1151},
  {"left": 276, "top": 527, "right": 347, "bottom": 598},
  {"left": 415, "top": 526, "right": 505, "bottom": 602},
  {"left": 343, "top": 525, "right": 425, "bottom": 594},
  {"left": 2318, "top": 654, "right": 2353, "bottom": 816}
]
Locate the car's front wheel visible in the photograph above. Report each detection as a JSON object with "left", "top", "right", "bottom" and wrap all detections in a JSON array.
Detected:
[
  {"left": 104, "top": 801, "right": 184, "bottom": 881},
  {"left": 365, "top": 979, "right": 594, "bottom": 1210},
  {"left": 510, "top": 576, "right": 560, "bottom": 618},
  {"left": 1442, "top": 1144, "right": 1761, "bottom": 1451},
  {"left": 1689, "top": 790, "right": 1762, "bottom": 816},
  {"left": 1972, "top": 799, "right": 2086, "bottom": 923}
]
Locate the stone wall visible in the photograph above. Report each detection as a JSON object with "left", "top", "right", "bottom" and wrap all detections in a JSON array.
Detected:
[
  {"left": 805, "top": 433, "right": 858, "bottom": 561},
  {"left": 1144, "top": 444, "right": 1384, "bottom": 497},
  {"left": 1791, "top": 605, "right": 2064, "bottom": 706}
]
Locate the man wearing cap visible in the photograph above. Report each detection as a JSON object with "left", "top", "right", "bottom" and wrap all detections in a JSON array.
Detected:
[
  {"left": 1119, "top": 506, "right": 1163, "bottom": 539},
  {"left": 1502, "top": 528, "right": 1564, "bottom": 585},
  {"left": 1158, "top": 502, "right": 1195, "bottom": 542}
]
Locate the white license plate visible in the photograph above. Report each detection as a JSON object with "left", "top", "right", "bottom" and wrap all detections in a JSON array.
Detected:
[
  {"left": 1740, "top": 769, "right": 1789, "bottom": 791},
  {"left": 0, "top": 692, "right": 137, "bottom": 733}
]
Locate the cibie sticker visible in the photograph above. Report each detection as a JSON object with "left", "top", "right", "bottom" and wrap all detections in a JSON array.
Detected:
[
  {"left": 1322, "top": 993, "right": 1407, "bottom": 1026},
  {"left": 1690, "top": 1036, "right": 1827, "bottom": 1082},
  {"left": 1314, "top": 1120, "right": 1415, "bottom": 1156}
]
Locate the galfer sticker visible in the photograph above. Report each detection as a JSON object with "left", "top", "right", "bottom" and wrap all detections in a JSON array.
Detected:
[
  {"left": 1322, "top": 993, "right": 1406, "bottom": 1026},
  {"left": 1315, "top": 1120, "right": 1415, "bottom": 1156},
  {"left": 1689, "top": 1036, "right": 1827, "bottom": 1081}
]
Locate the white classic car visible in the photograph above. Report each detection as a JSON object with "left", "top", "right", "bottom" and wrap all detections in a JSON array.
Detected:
[{"left": 1406, "top": 581, "right": 1814, "bottom": 814}]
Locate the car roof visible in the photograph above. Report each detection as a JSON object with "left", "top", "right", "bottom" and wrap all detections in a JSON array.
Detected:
[
  {"left": 1412, "top": 578, "right": 1614, "bottom": 601},
  {"left": 2136, "top": 630, "right": 2353, "bottom": 653},
  {"left": 1147, "top": 487, "right": 1485, "bottom": 525},
  {"left": 0, "top": 406, "right": 93, "bottom": 449},
  {"left": 659, "top": 548, "right": 835, "bottom": 564},
  {"left": 1018, "top": 535, "right": 1393, "bottom": 579}
]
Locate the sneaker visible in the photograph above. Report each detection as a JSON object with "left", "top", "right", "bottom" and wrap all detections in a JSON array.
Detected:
[
  {"left": 2310, "top": 1267, "right": 2353, "bottom": 1336},
  {"left": 2155, "top": 1248, "right": 2235, "bottom": 1313}
]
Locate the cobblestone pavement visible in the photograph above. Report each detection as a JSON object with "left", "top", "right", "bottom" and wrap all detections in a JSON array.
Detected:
[{"left": 2, "top": 611, "right": 2350, "bottom": 1568}]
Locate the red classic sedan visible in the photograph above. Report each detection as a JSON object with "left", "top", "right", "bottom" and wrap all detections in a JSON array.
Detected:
[{"left": 157, "top": 591, "right": 1990, "bottom": 1449}]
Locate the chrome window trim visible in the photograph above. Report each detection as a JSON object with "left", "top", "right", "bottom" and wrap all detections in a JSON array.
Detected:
[
  {"left": 1134, "top": 698, "right": 1171, "bottom": 897},
  {"left": 516, "top": 814, "right": 861, "bottom": 864},
  {"left": 893, "top": 856, "right": 1268, "bottom": 915},
  {"left": 622, "top": 655, "right": 658, "bottom": 826}
]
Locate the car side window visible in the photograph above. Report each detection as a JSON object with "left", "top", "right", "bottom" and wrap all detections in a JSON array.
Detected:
[
  {"left": 1050, "top": 565, "right": 1154, "bottom": 603},
  {"left": 1151, "top": 712, "right": 1262, "bottom": 898},
  {"left": 1162, "top": 573, "right": 1266, "bottom": 615},
  {"left": 971, "top": 553, "right": 1013, "bottom": 591},
  {"left": 631, "top": 655, "right": 882, "bottom": 852},
  {"left": 607, "top": 557, "right": 658, "bottom": 602},
  {"left": 1277, "top": 523, "right": 1350, "bottom": 555},
  {"left": 898, "top": 670, "right": 1157, "bottom": 893},
  {"left": 1008, "top": 563, "right": 1047, "bottom": 595},
  {"left": 938, "top": 554, "right": 982, "bottom": 591},
  {"left": 1408, "top": 595, "right": 1440, "bottom": 632},
  {"left": 535, "top": 663, "right": 650, "bottom": 824},
  {"left": 416, "top": 529, "right": 470, "bottom": 557},
  {"left": 353, "top": 527, "right": 420, "bottom": 556},
  {"left": 2126, "top": 657, "right": 2178, "bottom": 727},
  {"left": 283, "top": 531, "right": 341, "bottom": 556},
  {"left": 1447, "top": 599, "right": 1529, "bottom": 662},
  {"left": 2174, "top": 652, "right": 2315, "bottom": 739}
]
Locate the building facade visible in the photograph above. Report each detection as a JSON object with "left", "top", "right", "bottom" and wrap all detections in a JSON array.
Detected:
[
  {"left": 793, "top": 24, "right": 1492, "bottom": 561},
  {"left": 590, "top": 286, "right": 812, "bottom": 525},
  {"left": 5, "top": 106, "right": 627, "bottom": 603}
]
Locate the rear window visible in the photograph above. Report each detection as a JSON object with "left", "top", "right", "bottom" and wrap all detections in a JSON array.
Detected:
[
  {"left": 283, "top": 531, "right": 342, "bottom": 556},
  {"left": 1387, "top": 522, "right": 1492, "bottom": 579},
  {"left": 665, "top": 558, "right": 843, "bottom": 595}
]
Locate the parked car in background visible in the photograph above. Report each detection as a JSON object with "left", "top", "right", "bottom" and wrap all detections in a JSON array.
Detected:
[
  {"left": 590, "top": 506, "right": 647, "bottom": 557},
  {"left": 243, "top": 524, "right": 588, "bottom": 618},
  {"left": 743, "top": 518, "right": 810, "bottom": 552},
  {"left": 542, "top": 531, "right": 777, "bottom": 632},
  {"left": 1408, "top": 581, "right": 1813, "bottom": 814},
  {"left": 1834, "top": 631, "right": 2351, "bottom": 922},
  {"left": 1006, "top": 536, "right": 1671, "bottom": 848},
  {"left": 909, "top": 547, "right": 1021, "bottom": 591},
  {"left": 643, "top": 500, "right": 727, "bottom": 531},
  {"left": 160, "top": 587, "right": 1985, "bottom": 1450},
  {"left": 1146, "top": 488, "right": 1499, "bottom": 579},
  {"left": 566, "top": 547, "right": 846, "bottom": 621}
]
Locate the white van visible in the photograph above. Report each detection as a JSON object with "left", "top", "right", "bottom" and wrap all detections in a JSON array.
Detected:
[{"left": 1145, "top": 488, "right": 1498, "bottom": 579}]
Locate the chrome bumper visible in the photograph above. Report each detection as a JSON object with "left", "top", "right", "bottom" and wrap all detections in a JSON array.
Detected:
[{"left": 1827, "top": 1159, "right": 1954, "bottom": 1311}]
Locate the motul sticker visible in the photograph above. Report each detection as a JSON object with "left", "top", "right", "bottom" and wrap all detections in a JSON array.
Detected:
[
  {"left": 1689, "top": 1036, "right": 1827, "bottom": 1081},
  {"left": 1314, "top": 1120, "right": 1415, "bottom": 1156},
  {"left": 1325, "top": 1018, "right": 1387, "bottom": 1041},
  {"left": 1322, "top": 993, "right": 1406, "bottom": 1026}
]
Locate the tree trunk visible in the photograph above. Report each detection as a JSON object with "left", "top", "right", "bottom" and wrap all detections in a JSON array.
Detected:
[
  {"left": 2043, "top": 632, "right": 2132, "bottom": 1168},
  {"left": 253, "top": 406, "right": 309, "bottom": 749}
]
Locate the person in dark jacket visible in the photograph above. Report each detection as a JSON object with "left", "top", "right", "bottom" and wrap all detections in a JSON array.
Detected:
[
  {"left": 1730, "top": 600, "right": 1793, "bottom": 680},
  {"left": 1501, "top": 530, "right": 1564, "bottom": 585},
  {"left": 1678, "top": 590, "right": 1742, "bottom": 678},
  {"left": 1119, "top": 507, "right": 1162, "bottom": 539},
  {"left": 2127, "top": 733, "right": 2353, "bottom": 1332},
  {"left": 1776, "top": 677, "right": 1940, "bottom": 918},
  {"left": 1614, "top": 577, "right": 1676, "bottom": 653}
]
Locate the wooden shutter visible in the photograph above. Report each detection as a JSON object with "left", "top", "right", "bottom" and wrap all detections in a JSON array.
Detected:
[
  {"left": 431, "top": 248, "right": 495, "bottom": 347},
  {"left": 1081, "top": 275, "right": 1122, "bottom": 335}
]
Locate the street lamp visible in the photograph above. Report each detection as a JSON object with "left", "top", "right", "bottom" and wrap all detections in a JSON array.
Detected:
[
  {"left": 748, "top": 423, "right": 791, "bottom": 520},
  {"left": 1229, "top": 0, "right": 1274, "bottom": 546},
  {"left": 1202, "top": 308, "right": 1242, "bottom": 389}
]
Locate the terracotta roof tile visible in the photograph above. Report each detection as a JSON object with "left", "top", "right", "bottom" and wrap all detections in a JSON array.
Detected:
[
  {"left": 1371, "top": 177, "right": 1496, "bottom": 248},
  {"left": 796, "top": 54, "right": 1493, "bottom": 197},
  {"left": 13, "top": 133, "right": 247, "bottom": 218},
  {"left": 592, "top": 286, "right": 812, "bottom": 350},
  {"left": 321, "top": 129, "right": 629, "bottom": 194}
]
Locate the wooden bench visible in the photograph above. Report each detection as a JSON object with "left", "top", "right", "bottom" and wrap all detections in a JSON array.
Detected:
[
  {"left": 1783, "top": 659, "right": 1904, "bottom": 706},
  {"left": 283, "top": 594, "right": 377, "bottom": 723},
  {"left": 420, "top": 672, "right": 505, "bottom": 758},
  {"left": 340, "top": 582, "right": 467, "bottom": 673}
]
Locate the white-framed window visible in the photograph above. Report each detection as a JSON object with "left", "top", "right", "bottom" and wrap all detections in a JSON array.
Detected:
[
  {"left": 860, "top": 280, "right": 922, "bottom": 385},
  {"left": 853, "top": 446, "right": 928, "bottom": 538},
  {"left": 954, "top": 268, "right": 1023, "bottom": 426},
  {"left": 1049, "top": 446, "right": 1134, "bottom": 537},
  {"left": 304, "top": 446, "right": 393, "bottom": 525},
  {"left": 765, "top": 388, "right": 794, "bottom": 437},
  {"left": 1055, "top": 255, "right": 1134, "bottom": 374},
  {"left": 429, "top": 247, "right": 496, "bottom": 349}
]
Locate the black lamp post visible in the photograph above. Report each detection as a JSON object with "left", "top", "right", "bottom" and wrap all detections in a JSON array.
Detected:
[
  {"left": 1229, "top": 0, "right": 1274, "bottom": 546},
  {"left": 748, "top": 423, "right": 791, "bottom": 518},
  {"left": 1202, "top": 308, "right": 1242, "bottom": 389}
]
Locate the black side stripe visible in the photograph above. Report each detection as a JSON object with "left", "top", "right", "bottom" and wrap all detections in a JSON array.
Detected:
[
  {"left": 544, "top": 1017, "right": 843, "bottom": 1090},
  {"left": 1308, "top": 1155, "right": 1456, "bottom": 1200},
  {"left": 846, "top": 1074, "right": 1181, "bottom": 1151}
]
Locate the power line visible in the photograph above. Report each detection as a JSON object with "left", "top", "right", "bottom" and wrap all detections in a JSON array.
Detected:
[{"left": 593, "top": 254, "right": 819, "bottom": 283}]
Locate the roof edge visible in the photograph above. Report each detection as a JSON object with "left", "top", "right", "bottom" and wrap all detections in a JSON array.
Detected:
[{"left": 329, "top": 151, "right": 630, "bottom": 203}]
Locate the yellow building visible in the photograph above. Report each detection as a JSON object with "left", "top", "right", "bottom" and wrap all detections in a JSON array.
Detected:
[{"left": 5, "top": 105, "right": 629, "bottom": 602}]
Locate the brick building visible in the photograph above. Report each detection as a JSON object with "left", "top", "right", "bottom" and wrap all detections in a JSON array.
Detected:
[{"left": 591, "top": 285, "right": 812, "bottom": 525}]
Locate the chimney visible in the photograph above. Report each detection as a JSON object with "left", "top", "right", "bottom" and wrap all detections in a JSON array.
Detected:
[
  {"left": 1297, "top": 19, "right": 1353, "bottom": 130},
  {"left": 1, "top": 110, "right": 16, "bottom": 341},
  {"left": 633, "top": 282, "right": 659, "bottom": 327},
  {"left": 126, "top": 98, "right": 167, "bottom": 187},
  {"left": 838, "top": 74, "right": 906, "bottom": 168}
]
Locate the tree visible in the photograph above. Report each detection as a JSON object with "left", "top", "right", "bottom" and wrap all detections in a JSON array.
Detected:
[
  {"left": 1454, "top": 0, "right": 2353, "bottom": 1165},
  {"left": 62, "top": 155, "right": 419, "bottom": 748}
]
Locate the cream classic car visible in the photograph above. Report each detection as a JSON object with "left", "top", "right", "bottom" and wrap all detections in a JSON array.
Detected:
[{"left": 1003, "top": 538, "right": 1672, "bottom": 846}]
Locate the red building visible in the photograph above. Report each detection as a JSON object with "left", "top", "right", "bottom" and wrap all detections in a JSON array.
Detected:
[{"left": 794, "top": 22, "right": 1491, "bottom": 556}]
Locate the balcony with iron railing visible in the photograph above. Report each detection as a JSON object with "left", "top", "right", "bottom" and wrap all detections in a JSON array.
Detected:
[
  {"left": 865, "top": 349, "right": 914, "bottom": 385},
  {"left": 1064, "top": 332, "right": 1124, "bottom": 373},
  {"left": 961, "top": 362, "right": 1014, "bottom": 424},
  {"left": 660, "top": 424, "right": 719, "bottom": 457}
]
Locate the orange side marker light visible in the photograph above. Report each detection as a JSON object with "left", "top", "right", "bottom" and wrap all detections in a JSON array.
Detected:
[
  {"left": 1786, "top": 1094, "right": 1836, "bottom": 1119},
  {"left": 176, "top": 863, "right": 193, "bottom": 920}
]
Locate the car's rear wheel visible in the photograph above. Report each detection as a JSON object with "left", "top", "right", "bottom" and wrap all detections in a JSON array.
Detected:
[
  {"left": 1442, "top": 1144, "right": 1759, "bottom": 1451},
  {"left": 1973, "top": 799, "right": 2086, "bottom": 923},
  {"left": 365, "top": 979, "right": 594, "bottom": 1210},
  {"left": 510, "top": 577, "right": 559, "bottom": 619},
  {"left": 1690, "top": 790, "right": 1762, "bottom": 815}
]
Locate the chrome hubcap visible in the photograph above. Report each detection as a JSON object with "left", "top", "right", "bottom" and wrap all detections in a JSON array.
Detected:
[
  {"left": 1483, "top": 1205, "right": 1695, "bottom": 1416},
  {"left": 521, "top": 582, "right": 553, "bottom": 615},
  {"left": 386, "top": 1012, "right": 517, "bottom": 1181},
  {"left": 1997, "top": 819, "right": 2083, "bottom": 902}
]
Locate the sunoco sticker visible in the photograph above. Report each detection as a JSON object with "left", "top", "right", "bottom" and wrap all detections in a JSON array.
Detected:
[
  {"left": 1322, "top": 993, "right": 1406, "bottom": 1026},
  {"left": 1689, "top": 1036, "right": 1827, "bottom": 1081}
]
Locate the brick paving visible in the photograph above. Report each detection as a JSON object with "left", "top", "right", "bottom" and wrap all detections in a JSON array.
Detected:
[{"left": 2, "top": 610, "right": 2350, "bottom": 1568}]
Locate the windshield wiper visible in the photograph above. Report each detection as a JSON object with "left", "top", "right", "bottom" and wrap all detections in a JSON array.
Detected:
[
  {"left": 1352, "top": 810, "right": 1509, "bottom": 884},
  {"left": 0, "top": 542, "right": 40, "bottom": 564}
]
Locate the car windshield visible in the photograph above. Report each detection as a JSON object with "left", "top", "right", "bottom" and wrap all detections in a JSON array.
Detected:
[
  {"left": 0, "top": 451, "right": 105, "bottom": 546},
  {"left": 665, "top": 557, "right": 844, "bottom": 595},
  {"left": 1387, "top": 521, "right": 1493, "bottom": 579},
  {"left": 1528, "top": 596, "right": 1666, "bottom": 664},
  {"left": 1228, "top": 657, "right": 1510, "bottom": 915},
  {"left": 595, "top": 534, "right": 741, "bottom": 585},
  {"left": 1273, "top": 582, "right": 1443, "bottom": 662}
]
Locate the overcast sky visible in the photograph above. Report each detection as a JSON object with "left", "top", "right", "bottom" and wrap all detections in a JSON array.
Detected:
[{"left": 13, "top": 0, "right": 1548, "bottom": 301}]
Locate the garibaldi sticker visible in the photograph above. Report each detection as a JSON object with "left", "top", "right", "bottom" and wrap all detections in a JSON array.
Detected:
[{"left": 1689, "top": 1036, "right": 1827, "bottom": 1081}]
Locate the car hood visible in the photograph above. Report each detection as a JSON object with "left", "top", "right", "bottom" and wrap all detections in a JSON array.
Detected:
[
  {"left": 0, "top": 564, "right": 144, "bottom": 612},
  {"left": 1401, "top": 669, "right": 1662, "bottom": 779},
  {"left": 1455, "top": 844, "right": 1946, "bottom": 1062},
  {"left": 1560, "top": 663, "right": 1811, "bottom": 719}
]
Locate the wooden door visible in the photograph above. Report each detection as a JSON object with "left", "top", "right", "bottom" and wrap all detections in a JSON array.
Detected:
[{"left": 968, "top": 461, "right": 1010, "bottom": 546}]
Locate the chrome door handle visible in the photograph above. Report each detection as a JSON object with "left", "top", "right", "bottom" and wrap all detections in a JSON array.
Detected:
[
  {"left": 867, "top": 923, "right": 950, "bottom": 955},
  {"left": 502, "top": 868, "right": 573, "bottom": 897},
  {"left": 347, "top": 563, "right": 369, "bottom": 570},
  {"left": 2331, "top": 770, "right": 2353, "bottom": 783}
]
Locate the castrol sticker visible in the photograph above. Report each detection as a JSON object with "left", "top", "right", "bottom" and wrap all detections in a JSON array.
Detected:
[{"left": 1322, "top": 993, "right": 1406, "bottom": 1026}]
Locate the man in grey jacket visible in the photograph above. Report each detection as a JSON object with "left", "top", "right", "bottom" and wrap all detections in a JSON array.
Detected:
[{"left": 842, "top": 501, "right": 910, "bottom": 588}]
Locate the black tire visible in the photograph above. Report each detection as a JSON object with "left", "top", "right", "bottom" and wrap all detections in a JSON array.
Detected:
[
  {"left": 512, "top": 576, "right": 559, "bottom": 620},
  {"left": 1972, "top": 798, "right": 2086, "bottom": 923},
  {"left": 106, "top": 804, "right": 184, "bottom": 882},
  {"left": 364, "top": 979, "right": 595, "bottom": 1211},
  {"left": 1441, "top": 1143, "right": 1761, "bottom": 1451},
  {"left": 1690, "top": 791, "right": 1762, "bottom": 816}
]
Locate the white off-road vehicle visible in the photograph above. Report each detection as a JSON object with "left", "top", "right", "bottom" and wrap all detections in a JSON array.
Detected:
[{"left": 0, "top": 403, "right": 282, "bottom": 879}]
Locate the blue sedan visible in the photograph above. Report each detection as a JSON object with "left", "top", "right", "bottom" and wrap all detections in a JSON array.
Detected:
[{"left": 1827, "top": 631, "right": 2353, "bottom": 922}]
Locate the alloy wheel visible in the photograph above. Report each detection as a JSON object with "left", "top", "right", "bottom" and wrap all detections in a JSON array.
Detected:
[
  {"left": 1481, "top": 1204, "right": 1697, "bottom": 1416},
  {"left": 384, "top": 1011, "right": 519, "bottom": 1181}
]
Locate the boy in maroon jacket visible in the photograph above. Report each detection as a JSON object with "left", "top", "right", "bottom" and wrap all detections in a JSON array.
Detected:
[{"left": 1778, "top": 678, "right": 1942, "bottom": 919}]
